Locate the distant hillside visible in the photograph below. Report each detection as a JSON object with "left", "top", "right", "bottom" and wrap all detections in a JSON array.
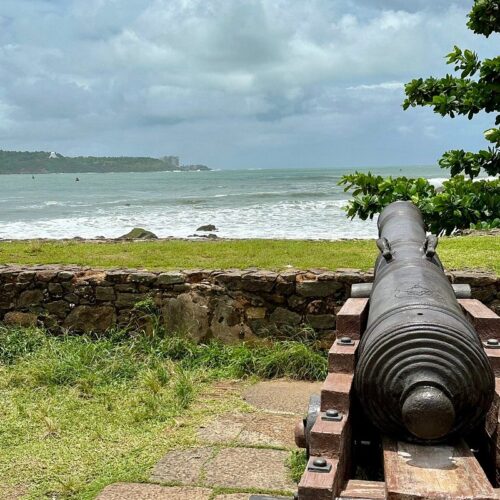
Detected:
[{"left": 0, "top": 150, "right": 211, "bottom": 174}]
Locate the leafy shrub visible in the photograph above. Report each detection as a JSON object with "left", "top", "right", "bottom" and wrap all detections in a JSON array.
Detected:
[{"left": 341, "top": 174, "right": 500, "bottom": 234}]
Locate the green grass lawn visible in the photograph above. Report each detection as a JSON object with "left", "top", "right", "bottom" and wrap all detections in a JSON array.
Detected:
[
  {"left": 0, "top": 325, "right": 325, "bottom": 499},
  {"left": 0, "top": 236, "right": 498, "bottom": 273}
]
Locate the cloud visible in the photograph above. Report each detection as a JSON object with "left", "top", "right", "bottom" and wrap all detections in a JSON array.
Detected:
[{"left": 0, "top": 0, "right": 496, "bottom": 167}]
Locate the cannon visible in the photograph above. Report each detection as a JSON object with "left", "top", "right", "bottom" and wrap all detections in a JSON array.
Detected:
[
  {"left": 355, "top": 201, "right": 494, "bottom": 443},
  {"left": 291, "top": 201, "right": 500, "bottom": 500}
]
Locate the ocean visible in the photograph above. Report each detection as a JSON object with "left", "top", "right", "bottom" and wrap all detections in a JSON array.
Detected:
[{"left": 0, "top": 165, "right": 444, "bottom": 240}]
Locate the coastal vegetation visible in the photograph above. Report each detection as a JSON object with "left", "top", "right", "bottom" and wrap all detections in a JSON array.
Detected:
[
  {"left": 0, "top": 237, "right": 498, "bottom": 273},
  {"left": 0, "top": 325, "right": 325, "bottom": 499},
  {"left": 341, "top": 0, "right": 499, "bottom": 234},
  {"left": 0, "top": 150, "right": 210, "bottom": 174}
]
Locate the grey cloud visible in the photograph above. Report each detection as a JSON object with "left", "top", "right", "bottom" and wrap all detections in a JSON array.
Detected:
[{"left": 0, "top": 0, "right": 496, "bottom": 167}]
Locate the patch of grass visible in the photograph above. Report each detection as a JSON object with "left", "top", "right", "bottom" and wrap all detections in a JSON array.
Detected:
[
  {"left": 0, "top": 325, "right": 326, "bottom": 499},
  {"left": 287, "top": 449, "right": 308, "bottom": 483},
  {"left": 0, "top": 236, "right": 497, "bottom": 272}
]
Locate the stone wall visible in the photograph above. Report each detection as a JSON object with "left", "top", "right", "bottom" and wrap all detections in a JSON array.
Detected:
[{"left": 0, "top": 265, "right": 498, "bottom": 342}]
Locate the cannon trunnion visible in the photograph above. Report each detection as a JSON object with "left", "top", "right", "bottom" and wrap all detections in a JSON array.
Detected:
[{"left": 355, "top": 201, "right": 494, "bottom": 443}]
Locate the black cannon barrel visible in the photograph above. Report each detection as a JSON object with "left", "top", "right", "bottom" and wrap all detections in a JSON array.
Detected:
[{"left": 354, "top": 201, "right": 494, "bottom": 443}]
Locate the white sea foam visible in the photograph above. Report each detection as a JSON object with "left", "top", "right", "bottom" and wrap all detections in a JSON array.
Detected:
[
  {"left": 0, "top": 167, "right": 442, "bottom": 240},
  {"left": 0, "top": 199, "right": 377, "bottom": 240}
]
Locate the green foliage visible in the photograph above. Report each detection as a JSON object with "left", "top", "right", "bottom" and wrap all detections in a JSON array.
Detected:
[
  {"left": 287, "top": 449, "right": 308, "bottom": 483},
  {"left": 0, "top": 327, "right": 45, "bottom": 365},
  {"left": 467, "top": 0, "right": 500, "bottom": 36},
  {"left": 341, "top": 173, "right": 500, "bottom": 234},
  {"left": 340, "top": 173, "right": 435, "bottom": 220},
  {"left": 342, "top": 0, "right": 499, "bottom": 233}
]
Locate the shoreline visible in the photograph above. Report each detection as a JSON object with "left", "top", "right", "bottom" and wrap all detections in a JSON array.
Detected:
[{"left": 0, "top": 228, "right": 498, "bottom": 243}]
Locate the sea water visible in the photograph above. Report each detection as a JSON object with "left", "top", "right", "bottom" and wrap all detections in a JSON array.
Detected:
[{"left": 0, "top": 165, "right": 443, "bottom": 240}]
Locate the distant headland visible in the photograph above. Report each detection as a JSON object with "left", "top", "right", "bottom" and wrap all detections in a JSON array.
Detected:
[{"left": 0, "top": 150, "right": 211, "bottom": 174}]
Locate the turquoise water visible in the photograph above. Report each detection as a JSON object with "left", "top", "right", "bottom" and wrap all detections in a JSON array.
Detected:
[{"left": 0, "top": 165, "right": 442, "bottom": 240}]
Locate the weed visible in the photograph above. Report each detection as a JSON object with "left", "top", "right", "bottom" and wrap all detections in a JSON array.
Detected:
[
  {"left": 287, "top": 449, "right": 307, "bottom": 483},
  {"left": 133, "top": 296, "right": 157, "bottom": 314},
  {"left": 172, "top": 366, "right": 195, "bottom": 409},
  {"left": 25, "top": 239, "right": 43, "bottom": 255},
  {"left": 0, "top": 326, "right": 46, "bottom": 364}
]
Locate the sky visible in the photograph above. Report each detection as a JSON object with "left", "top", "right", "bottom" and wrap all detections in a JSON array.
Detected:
[{"left": 0, "top": 0, "right": 497, "bottom": 169}]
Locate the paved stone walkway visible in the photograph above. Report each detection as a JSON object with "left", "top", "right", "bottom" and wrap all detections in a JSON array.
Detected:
[{"left": 97, "top": 380, "right": 321, "bottom": 500}]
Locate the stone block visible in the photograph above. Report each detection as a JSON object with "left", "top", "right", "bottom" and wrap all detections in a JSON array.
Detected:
[
  {"left": 104, "top": 270, "right": 131, "bottom": 283},
  {"left": 183, "top": 269, "right": 207, "bottom": 283},
  {"left": 198, "top": 412, "right": 299, "bottom": 448},
  {"left": 275, "top": 277, "right": 296, "bottom": 294},
  {"left": 453, "top": 270, "right": 497, "bottom": 287},
  {"left": 45, "top": 300, "right": 70, "bottom": 318},
  {"left": 241, "top": 271, "right": 278, "bottom": 292},
  {"left": 472, "top": 285, "right": 497, "bottom": 303},
  {"left": 214, "top": 270, "right": 244, "bottom": 289},
  {"left": 116, "top": 293, "right": 146, "bottom": 309},
  {"left": 17, "top": 289, "right": 44, "bottom": 307},
  {"left": 210, "top": 299, "right": 254, "bottom": 343},
  {"left": 128, "top": 272, "right": 156, "bottom": 284},
  {"left": 156, "top": 272, "right": 185, "bottom": 286},
  {"left": 162, "top": 293, "right": 209, "bottom": 341},
  {"left": 149, "top": 447, "right": 212, "bottom": 484},
  {"left": 204, "top": 447, "right": 294, "bottom": 491},
  {"left": 0, "top": 292, "right": 15, "bottom": 309},
  {"left": 270, "top": 307, "right": 301, "bottom": 325},
  {"left": 35, "top": 270, "right": 57, "bottom": 282},
  {"left": 64, "top": 305, "right": 116, "bottom": 332},
  {"left": 3, "top": 311, "right": 38, "bottom": 327},
  {"left": 297, "top": 280, "right": 343, "bottom": 297},
  {"left": 288, "top": 294, "right": 306, "bottom": 309},
  {"left": 95, "top": 286, "right": 116, "bottom": 302},
  {"left": 306, "top": 314, "right": 335, "bottom": 330},
  {"left": 18, "top": 271, "right": 36, "bottom": 283},
  {"left": 246, "top": 307, "right": 267, "bottom": 319},
  {"left": 114, "top": 284, "right": 137, "bottom": 293},
  {"left": 214, "top": 494, "right": 252, "bottom": 500},
  {"left": 249, "top": 318, "right": 269, "bottom": 335},
  {"left": 64, "top": 293, "right": 79, "bottom": 305},
  {"left": 57, "top": 271, "right": 75, "bottom": 281},
  {"left": 48, "top": 282, "right": 63, "bottom": 297},
  {"left": 243, "top": 380, "right": 322, "bottom": 414},
  {"left": 97, "top": 484, "right": 212, "bottom": 500}
]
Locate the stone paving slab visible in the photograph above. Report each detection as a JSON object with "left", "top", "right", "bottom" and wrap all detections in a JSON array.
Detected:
[
  {"left": 214, "top": 495, "right": 251, "bottom": 500},
  {"left": 198, "top": 412, "right": 298, "bottom": 448},
  {"left": 215, "top": 495, "right": 291, "bottom": 500},
  {"left": 149, "top": 446, "right": 213, "bottom": 484},
  {"left": 204, "top": 447, "right": 295, "bottom": 491},
  {"left": 243, "top": 380, "right": 322, "bottom": 414},
  {"left": 96, "top": 483, "right": 212, "bottom": 499}
]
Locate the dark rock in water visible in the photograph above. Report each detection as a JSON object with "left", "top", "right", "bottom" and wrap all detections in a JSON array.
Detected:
[
  {"left": 118, "top": 228, "right": 158, "bottom": 240},
  {"left": 197, "top": 224, "right": 218, "bottom": 232},
  {"left": 188, "top": 233, "right": 218, "bottom": 239}
]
